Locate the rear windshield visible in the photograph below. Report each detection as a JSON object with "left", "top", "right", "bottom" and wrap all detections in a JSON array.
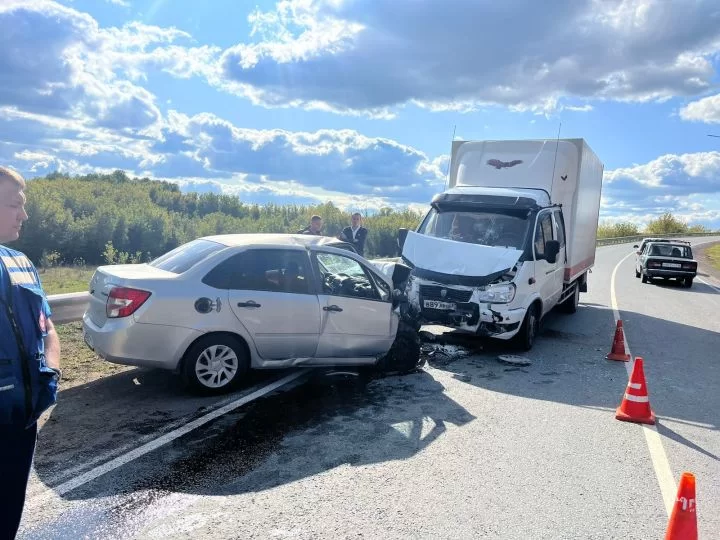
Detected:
[
  {"left": 149, "top": 239, "right": 225, "bottom": 274},
  {"left": 647, "top": 244, "right": 693, "bottom": 259}
]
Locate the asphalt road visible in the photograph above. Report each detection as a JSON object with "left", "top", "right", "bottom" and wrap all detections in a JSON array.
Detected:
[{"left": 18, "top": 237, "right": 720, "bottom": 540}]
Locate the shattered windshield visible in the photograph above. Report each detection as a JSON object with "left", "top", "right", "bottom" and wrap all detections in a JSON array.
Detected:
[{"left": 417, "top": 209, "right": 529, "bottom": 249}]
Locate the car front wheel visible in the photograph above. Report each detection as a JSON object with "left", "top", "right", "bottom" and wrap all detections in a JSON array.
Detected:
[
  {"left": 513, "top": 303, "right": 540, "bottom": 351},
  {"left": 377, "top": 321, "right": 424, "bottom": 374},
  {"left": 182, "top": 335, "right": 249, "bottom": 395}
]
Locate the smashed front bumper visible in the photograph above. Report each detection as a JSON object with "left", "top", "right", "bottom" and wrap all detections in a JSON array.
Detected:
[{"left": 408, "top": 281, "right": 525, "bottom": 338}]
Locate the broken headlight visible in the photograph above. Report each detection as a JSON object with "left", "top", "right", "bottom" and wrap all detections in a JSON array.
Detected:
[{"left": 477, "top": 283, "right": 516, "bottom": 303}]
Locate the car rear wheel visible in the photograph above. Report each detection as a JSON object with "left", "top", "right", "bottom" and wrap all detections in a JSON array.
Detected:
[
  {"left": 182, "top": 335, "right": 249, "bottom": 395},
  {"left": 635, "top": 268, "right": 640, "bottom": 278},
  {"left": 684, "top": 277, "right": 694, "bottom": 288}
]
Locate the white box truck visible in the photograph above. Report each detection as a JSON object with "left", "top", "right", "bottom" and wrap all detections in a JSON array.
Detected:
[{"left": 397, "top": 138, "right": 604, "bottom": 350}]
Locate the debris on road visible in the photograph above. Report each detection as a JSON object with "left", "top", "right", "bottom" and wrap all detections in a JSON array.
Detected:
[
  {"left": 497, "top": 355, "right": 532, "bottom": 366},
  {"left": 421, "top": 343, "right": 472, "bottom": 365}
]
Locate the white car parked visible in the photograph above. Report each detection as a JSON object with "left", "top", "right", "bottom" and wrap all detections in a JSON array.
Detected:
[{"left": 82, "top": 234, "right": 421, "bottom": 394}]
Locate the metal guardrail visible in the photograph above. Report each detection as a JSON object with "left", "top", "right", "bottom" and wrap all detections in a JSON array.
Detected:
[{"left": 47, "top": 234, "right": 720, "bottom": 324}]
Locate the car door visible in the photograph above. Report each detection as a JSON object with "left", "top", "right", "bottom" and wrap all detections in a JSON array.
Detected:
[
  {"left": 534, "top": 211, "right": 564, "bottom": 314},
  {"left": 312, "top": 249, "right": 395, "bottom": 358},
  {"left": 203, "top": 248, "right": 322, "bottom": 360}
]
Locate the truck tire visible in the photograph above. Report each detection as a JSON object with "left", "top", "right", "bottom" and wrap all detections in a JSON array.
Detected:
[
  {"left": 513, "top": 303, "right": 540, "bottom": 351},
  {"left": 559, "top": 283, "right": 579, "bottom": 314},
  {"left": 377, "top": 322, "right": 424, "bottom": 374}
]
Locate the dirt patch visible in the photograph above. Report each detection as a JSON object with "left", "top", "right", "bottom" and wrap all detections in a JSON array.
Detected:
[{"left": 696, "top": 241, "right": 720, "bottom": 282}]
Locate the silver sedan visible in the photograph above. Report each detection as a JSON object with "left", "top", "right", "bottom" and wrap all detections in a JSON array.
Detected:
[{"left": 82, "top": 234, "right": 421, "bottom": 394}]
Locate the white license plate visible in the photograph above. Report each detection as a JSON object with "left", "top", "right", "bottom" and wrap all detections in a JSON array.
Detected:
[
  {"left": 83, "top": 331, "right": 94, "bottom": 351},
  {"left": 423, "top": 300, "right": 457, "bottom": 311},
  {"left": 663, "top": 263, "right": 682, "bottom": 269}
]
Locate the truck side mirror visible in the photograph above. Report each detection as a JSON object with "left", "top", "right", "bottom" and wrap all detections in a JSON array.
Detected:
[
  {"left": 398, "top": 228, "right": 409, "bottom": 250},
  {"left": 545, "top": 240, "right": 560, "bottom": 264}
]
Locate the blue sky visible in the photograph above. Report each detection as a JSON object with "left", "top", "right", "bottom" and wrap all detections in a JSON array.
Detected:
[{"left": 2, "top": 0, "right": 720, "bottom": 226}]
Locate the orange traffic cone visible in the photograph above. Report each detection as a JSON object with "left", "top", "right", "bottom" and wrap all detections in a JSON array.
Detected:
[
  {"left": 615, "top": 357, "right": 655, "bottom": 425},
  {"left": 665, "top": 472, "right": 698, "bottom": 540},
  {"left": 607, "top": 320, "right": 631, "bottom": 361}
]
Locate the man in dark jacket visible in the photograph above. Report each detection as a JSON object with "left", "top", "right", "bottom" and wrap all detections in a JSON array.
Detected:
[
  {"left": 0, "top": 166, "right": 61, "bottom": 538},
  {"left": 298, "top": 215, "right": 323, "bottom": 236},
  {"left": 340, "top": 212, "right": 368, "bottom": 256}
]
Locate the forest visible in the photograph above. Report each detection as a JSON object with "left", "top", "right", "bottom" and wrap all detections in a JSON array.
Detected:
[{"left": 14, "top": 170, "right": 713, "bottom": 267}]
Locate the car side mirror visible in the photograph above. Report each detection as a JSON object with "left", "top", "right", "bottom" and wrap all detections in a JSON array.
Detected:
[
  {"left": 545, "top": 240, "right": 560, "bottom": 264},
  {"left": 632, "top": 245, "right": 639, "bottom": 249},
  {"left": 398, "top": 228, "right": 409, "bottom": 250}
]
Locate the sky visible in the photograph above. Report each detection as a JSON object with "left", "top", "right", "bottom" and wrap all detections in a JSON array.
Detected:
[{"left": 2, "top": 0, "right": 720, "bottom": 227}]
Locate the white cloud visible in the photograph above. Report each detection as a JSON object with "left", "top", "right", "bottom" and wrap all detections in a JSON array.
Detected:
[
  {"left": 679, "top": 93, "right": 720, "bottom": 124},
  {"left": 214, "top": 0, "right": 720, "bottom": 115},
  {"left": 105, "top": 0, "right": 130, "bottom": 7}
]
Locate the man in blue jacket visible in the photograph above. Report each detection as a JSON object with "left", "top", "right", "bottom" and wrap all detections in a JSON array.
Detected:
[{"left": 0, "top": 166, "right": 61, "bottom": 538}]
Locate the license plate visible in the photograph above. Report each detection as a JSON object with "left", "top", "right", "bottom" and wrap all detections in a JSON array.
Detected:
[
  {"left": 663, "top": 263, "right": 682, "bottom": 269},
  {"left": 83, "top": 331, "right": 94, "bottom": 351},
  {"left": 423, "top": 300, "right": 457, "bottom": 311}
]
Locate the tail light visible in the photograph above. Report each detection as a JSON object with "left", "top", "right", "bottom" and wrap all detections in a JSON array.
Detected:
[
  {"left": 648, "top": 261, "right": 662, "bottom": 268},
  {"left": 682, "top": 262, "right": 697, "bottom": 271},
  {"left": 107, "top": 287, "right": 151, "bottom": 318}
]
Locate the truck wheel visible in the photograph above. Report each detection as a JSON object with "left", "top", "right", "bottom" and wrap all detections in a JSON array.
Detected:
[
  {"left": 377, "top": 322, "right": 424, "bottom": 375},
  {"left": 513, "top": 303, "right": 540, "bottom": 351},
  {"left": 559, "top": 283, "right": 579, "bottom": 314},
  {"left": 182, "top": 334, "right": 249, "bottom": 395}
]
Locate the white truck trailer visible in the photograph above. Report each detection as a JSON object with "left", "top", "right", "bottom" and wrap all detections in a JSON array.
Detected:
[{"left": 398, "top": 138, "right": 604, "bottom": 350}]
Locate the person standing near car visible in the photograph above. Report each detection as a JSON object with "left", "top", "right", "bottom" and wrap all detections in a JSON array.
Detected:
[
  {"left": 0, "top": 166, "right": 61, "bottom": 539},
  {"left": 339, "top": 212, "right": 368, "bottom": 256},
  {"left": 298, "top": 215, "right": 323, "bottom": 236}
]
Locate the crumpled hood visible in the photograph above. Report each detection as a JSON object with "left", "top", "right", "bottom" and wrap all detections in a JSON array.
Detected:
[{"left": 401, "top": 231, "right": 524, "bottom": 283}]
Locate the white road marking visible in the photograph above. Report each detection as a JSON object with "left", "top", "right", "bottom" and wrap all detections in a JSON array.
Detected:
[
  {"left": 610, "top": 250, "right": 676, "bottom": 516},
  {"left": 31, "top": 369, "right": 309, "bottom": 500}
]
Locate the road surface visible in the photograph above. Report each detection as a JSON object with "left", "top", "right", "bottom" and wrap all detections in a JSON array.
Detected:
[{"left": 18, "top": 237, "right": 720, "bottom": 539}]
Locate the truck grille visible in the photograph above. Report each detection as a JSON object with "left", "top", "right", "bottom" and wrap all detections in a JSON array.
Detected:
[{"left": 419, "top": 285, "right": 472, "bottom": 303}]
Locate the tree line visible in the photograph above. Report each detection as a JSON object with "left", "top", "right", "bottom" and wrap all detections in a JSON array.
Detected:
[
  {"left": 14, "top": 171, "right": 714, "bottom": 268},
  {"left": 16, "top": 171, "right": 423, "bottom": 266}
]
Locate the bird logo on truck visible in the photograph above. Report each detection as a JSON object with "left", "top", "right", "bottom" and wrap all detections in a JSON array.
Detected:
[{"left": 487, "top": 159, "right": 523, "bottom": 169}]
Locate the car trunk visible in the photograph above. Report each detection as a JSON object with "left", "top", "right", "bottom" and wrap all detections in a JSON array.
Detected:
[{"left": 86, "top": 264, "right": 178, "bottom": 327}]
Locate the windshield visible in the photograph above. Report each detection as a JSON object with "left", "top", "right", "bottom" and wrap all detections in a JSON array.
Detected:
[
  {"left": 149, "top": 239, "right": 225, "bottom": 274},
  {"left": 647, "top": 243, "right": 693, "bottom": 259},
  {"left": 417, "top": 209, "right": 530, "bottom": 249}
]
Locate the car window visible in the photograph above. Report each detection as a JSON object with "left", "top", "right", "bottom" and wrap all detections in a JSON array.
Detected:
[
  {"left": 647, "top": 244, "right": 693, "bottom": 258},
  {"left": 553, "top": 211, "right": 566, "bottom": 247},
  {"left": 315, "top": 252, "right": 385, "bottom": 301},
  {"left": 202, "top": 249, "right": 312, "bottom": 294},
  {"left": 534, "top": 213, "right": 553, "bottom": 258},
  {"left": 149, "top": 239, "right": 225, "bottom": 274}
]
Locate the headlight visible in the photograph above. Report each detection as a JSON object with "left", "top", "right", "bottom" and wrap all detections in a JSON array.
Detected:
[{"left": 477, "top": 283, "right": 516, "bottom": 303}]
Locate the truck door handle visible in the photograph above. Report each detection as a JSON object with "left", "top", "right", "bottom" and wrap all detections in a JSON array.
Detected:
[
  {"left": 237, "top": 301, "right": 261, "bottom": 308},
  {"left": 323, "top": 305, "right": 343, "bottom": 312}
]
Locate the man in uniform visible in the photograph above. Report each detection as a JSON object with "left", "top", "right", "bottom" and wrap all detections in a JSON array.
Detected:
[{"left": 0, "top": 166, "right": 61, "bottom": 538}]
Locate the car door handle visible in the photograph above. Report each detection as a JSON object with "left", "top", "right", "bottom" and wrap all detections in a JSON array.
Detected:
[
  {"left": 237, "top": 301, "right": 261, "bottom": 308},
  {"left": 323, "top": 305, "right": 343, "bottom": 312}
]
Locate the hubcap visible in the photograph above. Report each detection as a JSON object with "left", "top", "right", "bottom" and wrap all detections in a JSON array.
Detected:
[{"left": 195, "top": 345, "right": 239, "bottom": 388}]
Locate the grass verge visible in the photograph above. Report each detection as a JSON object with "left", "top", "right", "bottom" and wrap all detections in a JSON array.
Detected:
[
  {"left": 38, "top": 266, "right": 95, "bottom": 295},
  {"left": 706, "top": 244, "right": 720, "bottom": 272}
]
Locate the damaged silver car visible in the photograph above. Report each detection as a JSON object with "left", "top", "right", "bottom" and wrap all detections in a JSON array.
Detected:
[{"left": 82, "top": 234, "right": 422, "bottom": 394}]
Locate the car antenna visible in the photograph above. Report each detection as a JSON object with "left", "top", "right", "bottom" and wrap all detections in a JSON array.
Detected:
[
  {"left": 445, "top": 124, "right": 457, "bottom": 191},
  {"left": 549, "top": 121, "right": 562, "bottom": 204}
]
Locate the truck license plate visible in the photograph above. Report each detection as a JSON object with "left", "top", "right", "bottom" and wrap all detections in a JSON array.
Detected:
[
  {"left": 424, "top": 300, "right": 456, "bottom": 311},
  {"left": 663, "top": 263, "right": 681, "bottom": 269}
]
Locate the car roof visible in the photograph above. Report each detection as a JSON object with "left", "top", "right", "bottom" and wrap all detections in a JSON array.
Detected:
[{"left": 200, "top": 233, "right": 355, "bottom": 250}]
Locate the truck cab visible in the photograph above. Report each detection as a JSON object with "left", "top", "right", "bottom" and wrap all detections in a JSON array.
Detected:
[{"left": 398, "top": 138, "right": 604, "bottom": 350}]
